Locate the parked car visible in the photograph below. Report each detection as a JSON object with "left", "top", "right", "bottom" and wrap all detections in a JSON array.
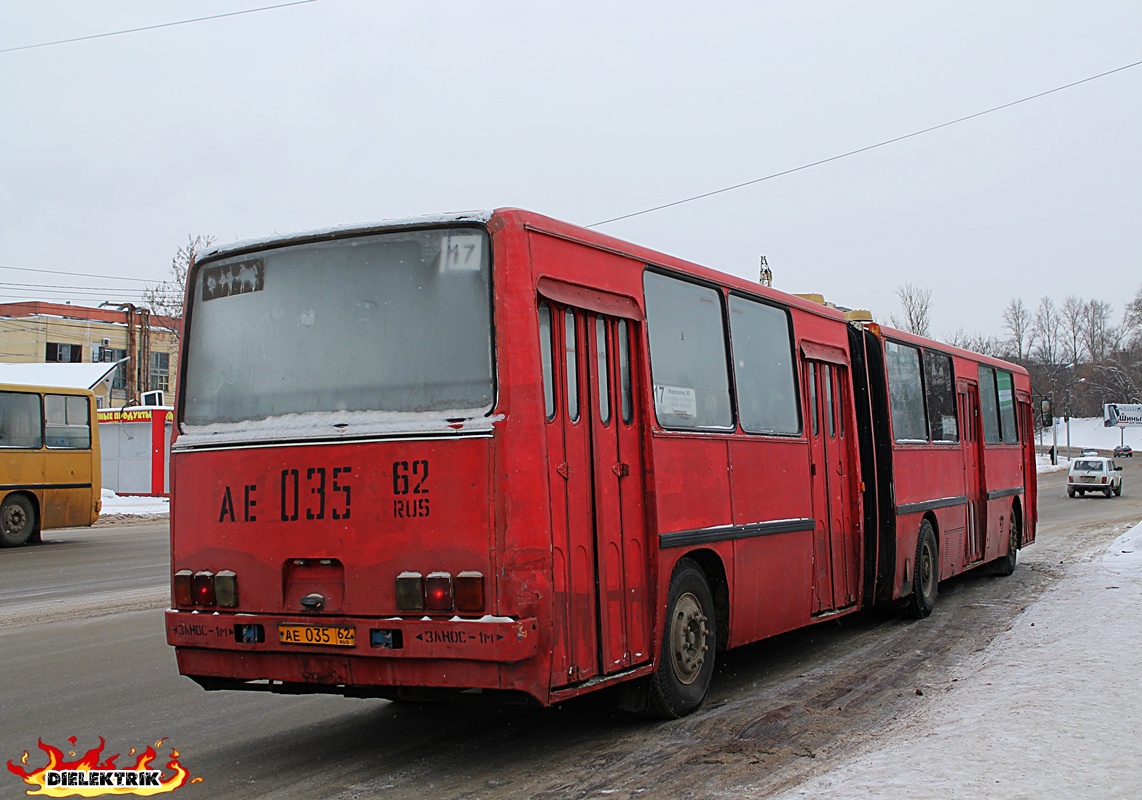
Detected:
[
  {"left": 1081, "top": 448, "right": 1100, "bottom": 457},
  {"left": 1114, "top": 444, "right": 1133, "bottom": 458},
  {"left": 1067, "top": 457, "right": 1123, "bottom": 498}
]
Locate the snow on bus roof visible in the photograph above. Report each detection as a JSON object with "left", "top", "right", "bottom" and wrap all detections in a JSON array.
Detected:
[
  {"left": 200, "top": 211, "right": 494, "bottom": 261},
  {"left": 0, "top": 361, "right": 120, "bottom": 390}
]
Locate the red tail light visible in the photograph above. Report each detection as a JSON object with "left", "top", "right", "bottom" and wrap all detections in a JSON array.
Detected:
[
  {"left": 454, "top": 571, "right": 484, "bottom": 612},
  {"left": 192, "top": 571, "right": 216, "bottom": 607},
  {"left": 424, "top": 572, "right": 453, "bottom": 612}
]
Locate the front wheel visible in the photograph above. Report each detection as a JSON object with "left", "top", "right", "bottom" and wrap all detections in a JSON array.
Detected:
[
  {"left": 1, "top": 493, "right": 37, "bottom": 547},
  {"left": 646, "top": 558, "right": 716, "bottom": 719},
  {"left": 906, "top": 520, "right": 938, "bottom": 618}
]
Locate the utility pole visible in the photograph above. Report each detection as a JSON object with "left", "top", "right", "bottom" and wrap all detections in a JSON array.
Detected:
[{"left": 100, "top": 302, "right": 149, "bottom": 405}]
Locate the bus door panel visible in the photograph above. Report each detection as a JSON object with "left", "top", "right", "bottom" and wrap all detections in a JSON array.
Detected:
[
  {"left": 822, "top": 363, "right": 857, "bottom": 609},
  {"left": 586, "top": 313, "right": 649, "bottom": 675},
  {"left": 542, "top": 303, "right": 599, "bottom": 687},
  {"left": 1018, "top": 396, "right": 1036, "bottom": 543},
  {"left": 805, "top": 359, "right": 857, "bottom": 614},
  {"left": 958, "top": 381, "right": 986, "bottom": 565},
  {"left": 804, "top": 361, "right": 830, "bottom": 613}
]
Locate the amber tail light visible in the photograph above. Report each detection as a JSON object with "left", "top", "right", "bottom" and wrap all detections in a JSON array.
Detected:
[
  {"left": 395, "top": 572, "right": 424, "bottom": 612},
  {"left": 214, "top": 570, "right": 238, "bottom": 607},
  {"left": 173, "top": 570, "right": 193, "bottom": 606}
]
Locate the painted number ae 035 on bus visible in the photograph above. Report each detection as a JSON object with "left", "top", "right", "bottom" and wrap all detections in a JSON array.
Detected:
[{"left": 165, "top": 209, "right": 1035, "bottom": 718}]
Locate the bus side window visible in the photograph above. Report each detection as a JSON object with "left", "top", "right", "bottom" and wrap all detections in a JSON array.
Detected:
[
  {"left": 45, "top": 394, "right": 91, "bottom": 449},
  {"left": 0, "top": 391, "right": 43, "bottom": 449}
]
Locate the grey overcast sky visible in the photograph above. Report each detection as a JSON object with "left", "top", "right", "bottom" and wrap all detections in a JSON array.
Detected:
[{"left": 1, "top": 1, "right": 1140, "bottom": 339}]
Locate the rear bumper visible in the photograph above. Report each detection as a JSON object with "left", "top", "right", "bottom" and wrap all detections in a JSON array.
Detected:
[{"left": 166, "top": 609, "right": 540, "bottom": 690}]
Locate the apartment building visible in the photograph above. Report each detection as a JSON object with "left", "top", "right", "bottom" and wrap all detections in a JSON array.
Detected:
[{"left": 0, "top": 302, "right": 179, "bottom": 408}]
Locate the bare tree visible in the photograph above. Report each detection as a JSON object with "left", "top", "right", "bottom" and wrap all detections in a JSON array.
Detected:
[
  {"left": 945, "top": 327, "right": 1003, "bottom": 356},
  {"left": 1124, "top": 284, "right": 1142, "bottom": 347},
  {"left": 1082, "top": 299, "right": 1119, "bottom": 365},
  {"left": 1060, "top": 295, "right": 1085, "bottom": 364},
  {"left": 1030, "top": 296, "right": 1061, "bottom": 365},
  {"left": 889, "top": 283, "right": 933, "bottom": 337},
  {"left": 143, "top": 234, "right": 215, "bottom": 342},
  {"left": 1002, "top": 298, "right": 1031, "bottom": 362}
]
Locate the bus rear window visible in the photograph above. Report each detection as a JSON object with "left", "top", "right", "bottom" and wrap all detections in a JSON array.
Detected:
[{"left": 182, "top": 228, "right": 494, "bottom": 426}]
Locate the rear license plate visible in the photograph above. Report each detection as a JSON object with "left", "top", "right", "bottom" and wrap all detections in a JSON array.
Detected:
[{"left": 278, "top": 624, "right": 356, "bottom": 647}]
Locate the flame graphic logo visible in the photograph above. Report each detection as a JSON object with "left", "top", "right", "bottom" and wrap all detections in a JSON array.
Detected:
[{"left": 6, "top": 738, "right": 192, "bottom": 797}]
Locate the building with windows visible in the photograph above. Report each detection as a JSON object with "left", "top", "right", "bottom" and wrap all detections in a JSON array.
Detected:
[{"left": 0, "top": 302, "right": 179, "bottom": 408}]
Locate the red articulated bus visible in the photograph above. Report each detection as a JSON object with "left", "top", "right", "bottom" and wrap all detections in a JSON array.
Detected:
[{"left": 165, "top": 209, "right": 1035, "bottom": 717}]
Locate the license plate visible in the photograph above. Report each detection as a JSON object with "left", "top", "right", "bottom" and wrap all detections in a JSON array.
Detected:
[{"left": 278, "top": 624, "right": 356, "bottom": 647}]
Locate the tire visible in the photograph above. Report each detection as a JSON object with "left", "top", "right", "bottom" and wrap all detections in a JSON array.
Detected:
[
  {"left": 0, "top": 493, "right": 37, "bottom": 547},
  {"left": 1067, "top": 488, "right": 1075, "bottom": 498},
  {"left": 646, "top": 558, "right": 716, "bottom": 719},
  {"left": 1114, "top": 483, "right": 1122, "bottom": 497},
  {"left": 1104, "top": 488, "right": 1112, "bottom": 498},
  {"left": 906, "top": 520, "right": 938, "bottom": 618},
  {"left": 994, "top": 515, "right": 1019, "bottom": 577},
  {"left": 1078, "top": 490, "right": 1085, "bottom": 497}
]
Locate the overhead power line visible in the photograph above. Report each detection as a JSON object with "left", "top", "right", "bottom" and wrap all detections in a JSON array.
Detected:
[
  {"left": 0, "top": 264, "right": 158, "bottom": 284},
  {"left": 0, "top": 0, "right": 320, "bottom": 55},
  {"left": 588, "top": 57, "right": 1142, "bottom": 228}
]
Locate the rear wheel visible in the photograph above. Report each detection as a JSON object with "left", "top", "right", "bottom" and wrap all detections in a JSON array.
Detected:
[
  {"left": 1104, "top": 488, "right": 1113, "bottom": 498},
  {"left": 994, "top": 515, "right": 1019, "bottom": 577},
  {"left": 646, "top": 558, "right": 716, "bottom": 718},
  {"left": 1114, "top": 483, "right": 1122, "bottom": 497},
  {"left": 906, "top": 520, "right": 938, "bottom": 618},
  {"left": 1067, "top": 488, "right": 1075, "bottom": 498},
  {"left": 0, "top": 494, "right": 36, "bottom": 547}
]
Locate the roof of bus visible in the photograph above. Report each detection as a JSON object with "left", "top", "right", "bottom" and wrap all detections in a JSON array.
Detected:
[
  {"left": 868, "top": 323, "right": 1030, "bottom": 377},
  {"left": 191, "top": 207, "right": 1023, "bottom": 373}
]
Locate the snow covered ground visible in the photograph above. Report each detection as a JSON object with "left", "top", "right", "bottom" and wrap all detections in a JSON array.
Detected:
[
  {"left": 99, "top": 488, "right": 169, "bottom": 518},
  {"left": 772, "top": 520, "right": 1142, "bottom": 800},
  {"left": 1036, "top": 416, "right": 1139, "bottom": 456}
]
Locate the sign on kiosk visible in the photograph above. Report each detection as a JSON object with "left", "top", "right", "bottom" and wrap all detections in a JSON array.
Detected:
[{"left": 97, "top": 406, "right": 174, "bottom": 496}]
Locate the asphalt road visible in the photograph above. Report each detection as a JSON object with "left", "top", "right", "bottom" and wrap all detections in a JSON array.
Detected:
[{"left": 3, "top": 457, "right": 1141, "bottom": 800}]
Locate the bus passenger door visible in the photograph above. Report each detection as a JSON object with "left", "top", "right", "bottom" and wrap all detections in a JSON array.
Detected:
[
  {"left": 958, "top": 381, "right": 986, "bottom": 565},
  {"left": 541, "top": 301, "right": 649, "bottom": 688},
  {"left": 542, "top": 303, "right": 598, "bottom": 686},
  {"left": 805, "top": 359, "right": 858, "bottom": 614},
  {"left": 586, "top": 314, "right": 648, "bottom": 675}
]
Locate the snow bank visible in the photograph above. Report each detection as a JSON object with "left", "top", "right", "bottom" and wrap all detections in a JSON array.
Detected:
[{"left": 100, "top": 488, "right": 169, "bottom": 518}]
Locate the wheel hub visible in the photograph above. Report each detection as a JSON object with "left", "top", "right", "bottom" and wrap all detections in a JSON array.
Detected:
[{"left": 669, "top": 592, "right": 709, "bottom": 685}]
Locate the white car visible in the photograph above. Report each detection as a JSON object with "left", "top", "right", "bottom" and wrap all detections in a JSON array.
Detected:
[{"left": 1067, "top": 457, "right": 1123, "bottom": 498}]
